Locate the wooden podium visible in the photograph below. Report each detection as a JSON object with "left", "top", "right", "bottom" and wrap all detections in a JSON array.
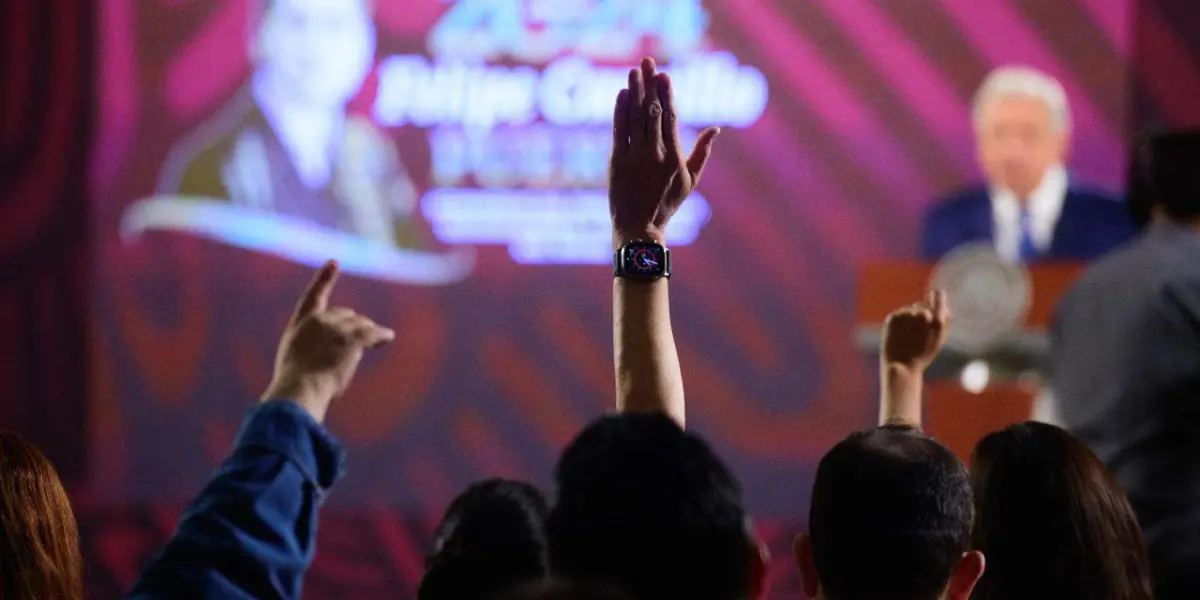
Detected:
[{"left": 856, "top": 261, "right": 1084, "bottom": 461}]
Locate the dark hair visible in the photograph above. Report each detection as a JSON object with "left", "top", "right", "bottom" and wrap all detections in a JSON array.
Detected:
[
  {"left": 970, "top": 421, "right": 1154, "bottom": 600},
  {"left": 1126, "top": 128, "right": 1160, "bottom": 229},
  {"left": 418, "top": 478, "right": 550, "bottom": 600},
  {"left": 809, "top": 425, "right": 973, "bottom": 600},
  {"left": 497, "top": 580, "right": 634, "bottom": 600},
  {"left": 547, "top": 413, "right": 752, "bottom": 600},
  {"left": 1134, "top": 128, "right": 1200, "bottom": 222},
  {"left": 0, "top": 431, "right": 83, "bottom": 600}
]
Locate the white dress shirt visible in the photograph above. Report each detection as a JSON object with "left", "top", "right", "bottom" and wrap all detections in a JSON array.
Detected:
[{"left": 990, "top": 165, "right": 1069, "bottom": 262}]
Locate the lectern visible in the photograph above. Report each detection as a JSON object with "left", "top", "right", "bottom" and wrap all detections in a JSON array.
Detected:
[{"left": 855, "top": 257, "right": 1084, "bottom": 461}]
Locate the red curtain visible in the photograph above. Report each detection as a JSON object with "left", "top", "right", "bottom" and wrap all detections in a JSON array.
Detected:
[{"left": 0, "top": 0, "right": 93, "bottom": 483}]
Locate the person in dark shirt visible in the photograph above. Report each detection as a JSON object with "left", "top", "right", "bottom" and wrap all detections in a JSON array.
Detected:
[
  {"left": 128, "top": 260, "right": 394, "bottom": 599},
  {"left": 1050, "top": 129, "right": 1200, "bottom": 600}
]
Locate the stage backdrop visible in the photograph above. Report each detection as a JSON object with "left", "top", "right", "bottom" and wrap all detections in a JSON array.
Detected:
[{"left": 91, "top": 0, "right": 1131, "bottom": 519}]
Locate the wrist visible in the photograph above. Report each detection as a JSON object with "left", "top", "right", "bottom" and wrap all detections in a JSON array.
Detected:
[
  {"left": 261, "top": 374, "right": 339, "bottom": 423},
  {"left": 612, "top": 228, "right": 665, "bottom": 251}
]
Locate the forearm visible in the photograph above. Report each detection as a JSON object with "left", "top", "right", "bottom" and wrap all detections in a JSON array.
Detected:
[
  {"left": 879, "top": 363, "right": 924, "bottom": 427},
  {"left": 128, "top": 400, "right": 344, "bottom": 600},
  {"left": 613, "top": 277, "right": 686, "bottom": 426}
]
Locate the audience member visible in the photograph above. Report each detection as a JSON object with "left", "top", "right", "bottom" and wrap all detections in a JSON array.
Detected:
[
  {"left": 970, "top": 422, "right": 1154, "bottom": 600},
  {"left": 547, "top": 413, "right": 766, "bottom": 600},
  {"left": 793, "top": 425, "right": 983, "bottom": 600},
  {"left": 1051, "top": 129, "right": 1200, "bottom": 600},
  {"left": 0, "top": 431, "right": 83, "bottom": 600},
  {"left": 877, "top": 291, "right": 1156, "bottom": 600},
  {"left": 129, "top": 260, "right": 394, "bottom": 599},
  {"left": 545, "top": 58, "right": 766, "bottom": 600},
  {"left": 418, "top": 478, "right": 550, "bottom": 600}
]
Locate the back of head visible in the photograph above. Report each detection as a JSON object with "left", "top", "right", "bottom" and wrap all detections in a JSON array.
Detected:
[
  {"left": 419, "top": 478, "right": 550, "bottom": 600},
  {"left": 0, "top": 431, "right": 82, "bottom": 600},
  {"left": 547, "top": 413, "right": 752, "bottom": 600},
  {"left": 1136, "top": 128, "right": 1200, "bottom": 222},
  {"left": 809, "top": 425, "right": 973, "bottom": 600},
  {"left": 970, "top": 421, "right": 1153, "bottom": 600}
]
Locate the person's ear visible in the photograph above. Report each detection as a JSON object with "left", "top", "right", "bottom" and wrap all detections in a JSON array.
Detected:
[
  {"left": 794, "top": 533, "right": 820, "bottom": 599},
  {"left": 745, "top": 535, "right": 771, "bottom": 600},
  {"left": 943, "top": 550, "right": 985, "bottom": 600}
]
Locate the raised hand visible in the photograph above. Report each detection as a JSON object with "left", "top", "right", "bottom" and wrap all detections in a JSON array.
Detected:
[
  {"left": 609, "top": 57, "right": 720, "bottom": 245},
  {"left": 882, "top": 289, "right": 950, "bottom": 374},
  {"left": 262, "top": 261, "right": 396, "bottom": 422}
]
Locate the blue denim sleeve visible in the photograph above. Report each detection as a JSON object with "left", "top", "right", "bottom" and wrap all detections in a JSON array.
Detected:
[{"left": 126, "top": 400, "right": 346, "bottom": 600}]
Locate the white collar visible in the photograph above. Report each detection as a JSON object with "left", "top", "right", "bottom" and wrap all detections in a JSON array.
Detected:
[
  {"left": 989, "top": 165, "right": 1069, "bottom": 260},
  {"left": 990, "top": 165, "right": 1068, "bottom": 220}
]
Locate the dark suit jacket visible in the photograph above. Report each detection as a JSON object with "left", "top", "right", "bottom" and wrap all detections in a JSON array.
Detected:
[
  {"left": 1051, "top": 221, "right": 1200, "bottom": 600},
  {"left": 921, "top": 184, "right": 1136, "bottom": 261}
]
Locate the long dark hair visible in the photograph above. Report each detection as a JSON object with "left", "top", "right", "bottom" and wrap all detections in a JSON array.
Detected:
[
  {"left": 970, "top": 421, "right": 1153, "bottom": 600},
  {"left": 0, "top": 431, "right": 83, "bottom": 600}
]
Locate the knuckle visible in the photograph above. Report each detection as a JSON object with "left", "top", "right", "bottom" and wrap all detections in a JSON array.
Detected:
[{"left": 648, "top": 102, "right": 663, "bottom": 117}]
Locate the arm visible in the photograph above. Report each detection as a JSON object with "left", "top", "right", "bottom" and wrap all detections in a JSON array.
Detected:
[
  {"left": 613, "top": 259, "right": 684, "bottom": 421},
  {"left": 878, "top": 290, "right": 949, "bottom": 428},
  {"left": 128, "top": 261, "right": 394, "bottom": 599},
  {"left": 127, "top": 401, "right": 343, "bottom": 600},
  {"left": 608, "top": 58, "right": 720, "bottom": 426}
]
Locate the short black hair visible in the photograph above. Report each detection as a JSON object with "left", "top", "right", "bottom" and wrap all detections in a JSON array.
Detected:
[
  {"left": 547, "top": 413, "right": 752, "bottom": 600},
  {"left": 809, "top": 425, "right": 974, "bottom": 600},
  {"left": 1132, "top": 128, "right": 1200, "bottom": 222},
  {"left": 418, "top": 478, "right": 550, "bottom": 600}
]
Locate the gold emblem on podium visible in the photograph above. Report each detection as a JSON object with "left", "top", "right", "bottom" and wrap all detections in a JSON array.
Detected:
[{"left": 930, "top": 243, "right": 1031, "bottom": 355}]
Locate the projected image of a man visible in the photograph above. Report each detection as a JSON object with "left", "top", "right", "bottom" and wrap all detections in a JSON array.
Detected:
[{"left": 156, "top": 0, "right": 430, "bottom": 249}]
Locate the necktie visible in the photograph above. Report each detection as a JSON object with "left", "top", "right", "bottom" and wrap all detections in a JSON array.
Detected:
[{"left": 1018, "top": 205, "right": 1039, "bottom": 262}]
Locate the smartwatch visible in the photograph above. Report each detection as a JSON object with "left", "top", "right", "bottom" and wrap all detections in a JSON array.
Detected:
[{"left": 614, "top": 240, "right": 671, "bottom": 280}]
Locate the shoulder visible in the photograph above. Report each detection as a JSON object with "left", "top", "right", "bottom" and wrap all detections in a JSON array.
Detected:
[
  {"left": 1063, "top": 184, "right": 1127, "bottom": 217},
  {"left": 924, "top": 186, "right": 988, "bottom": 224},
  {"left": 156, "top": 92, "right": 260, "bottom": 194}
]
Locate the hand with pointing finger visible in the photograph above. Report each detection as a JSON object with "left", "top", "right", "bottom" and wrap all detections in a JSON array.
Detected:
[
  {"left": 610, "top": 57, "right": 720, "bottom": 247},
  {"left": 262, "top": 261, "right": 396, "bottom": 423},
  {"left": 882, "top": 289, "right": 951, "bottom": 375}
]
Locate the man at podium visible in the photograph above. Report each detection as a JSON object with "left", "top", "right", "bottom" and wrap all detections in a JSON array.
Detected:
[{"left": 921, "top": 67, "right": 1135, "bottom": 262}]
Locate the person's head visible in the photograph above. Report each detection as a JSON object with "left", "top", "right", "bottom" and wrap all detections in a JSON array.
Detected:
[
  {"left": 972, "top": 66, "right": 1071, "bottom": 199},
  {"left": 0, "top": 431, "right": 83, "bottom": 600},
  {"left": 795, "top": 425, "right": 982, "bottom": 600},
  {"left": 419, "top": 478, "right": 550, "bottom": 600},
  {"left": 249, "top": 0, "right": 375, "bottom": 109},
  {"left": 1128, "top": 128, "right": 1200, "bottom": 225},
  {"left": 547, "top": 413, "right": 768, "bottom": 600},
  {"left": 970, "top": 421, "right": 1154, "bottom": 600}
]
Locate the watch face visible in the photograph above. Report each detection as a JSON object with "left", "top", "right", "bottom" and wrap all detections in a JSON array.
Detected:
[{"left": 623, "top": 243, "right": 667, "bottom": 277}]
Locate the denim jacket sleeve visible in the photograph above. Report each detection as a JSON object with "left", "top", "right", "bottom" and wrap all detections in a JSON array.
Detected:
[{"left": 126, "top": 399, "right": 346, "bottom": 600}]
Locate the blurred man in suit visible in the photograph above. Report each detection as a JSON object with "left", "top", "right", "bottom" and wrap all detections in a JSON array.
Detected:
[
  {"left": 156, "top": 0, "right": 432, "bottom": 249},
  {"left": 1050, "top": 130, "right": 1200, "bottom": 600},
  {"left": 922, "top": 67, "right": 1135, "bottom": 262}
]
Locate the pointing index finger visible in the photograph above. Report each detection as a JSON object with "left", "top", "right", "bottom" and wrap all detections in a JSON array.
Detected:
[{"left": 293, "top": 261, "right": 339, "bottom": 321}]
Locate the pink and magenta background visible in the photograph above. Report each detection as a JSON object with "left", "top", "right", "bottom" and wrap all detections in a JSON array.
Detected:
[{"left": 9, "top": 0, "right": 1200, "bottom": 596}]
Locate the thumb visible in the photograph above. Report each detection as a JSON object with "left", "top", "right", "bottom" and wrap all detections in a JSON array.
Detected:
[{"left": 686, "top": 127, "right": 721, "bottom": 182}]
